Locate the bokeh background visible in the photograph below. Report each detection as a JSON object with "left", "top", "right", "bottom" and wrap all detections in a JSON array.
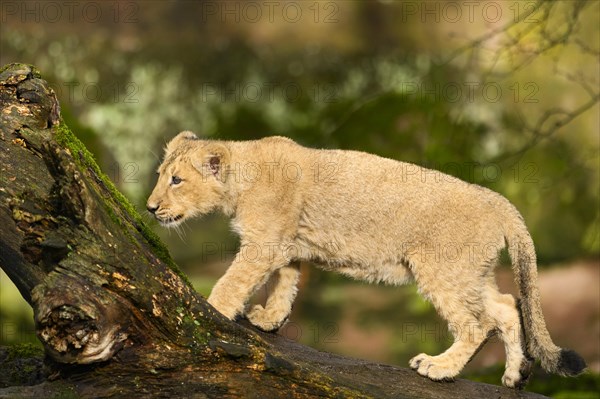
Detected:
[{"left": 1, "top": 1, "right": 598, "bottom": 396}]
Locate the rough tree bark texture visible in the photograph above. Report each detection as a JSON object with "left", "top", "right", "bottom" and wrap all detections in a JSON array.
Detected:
[{"left": 0, "top": 63, "right": 548, "bottom": 398}]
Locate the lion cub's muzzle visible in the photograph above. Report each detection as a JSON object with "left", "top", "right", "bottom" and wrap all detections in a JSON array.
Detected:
[
  {"left": 146, "top": 202, "right": 184, "bottom": 226},
  {"left": 154, "top": 212, "right": 185, "bottom": 227}
]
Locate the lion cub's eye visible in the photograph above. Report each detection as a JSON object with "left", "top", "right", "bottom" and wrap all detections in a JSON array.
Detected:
[{"left": 171, "top": 176, "right": 182, "bottom": 185}]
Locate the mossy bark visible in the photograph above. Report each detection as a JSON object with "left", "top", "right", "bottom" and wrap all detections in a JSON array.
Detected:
[{"left": 0, "top": 63, "right": 548, "bottom": 398}]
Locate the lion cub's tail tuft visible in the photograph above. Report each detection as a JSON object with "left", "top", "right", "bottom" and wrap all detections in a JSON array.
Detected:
[
  {"left": 506, "top": 218, "right": 587, "bottom": 377},
  {"left": 557, "top": 349, "right": 587, "bottom": 376}
]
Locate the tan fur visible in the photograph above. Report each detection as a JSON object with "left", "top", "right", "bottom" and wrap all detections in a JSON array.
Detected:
[{"left": 147, "top": 131, "right": 585, "bottom": 387}]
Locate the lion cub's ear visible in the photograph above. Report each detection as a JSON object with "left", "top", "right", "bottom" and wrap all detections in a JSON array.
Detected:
[
  {"left": 193, "top": 142, "right": 230, "bottom": 182},
  {"left": 165, "top": 131, "right": 198, "bottom": 157}
]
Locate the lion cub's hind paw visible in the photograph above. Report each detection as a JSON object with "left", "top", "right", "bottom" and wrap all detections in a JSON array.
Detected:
[
  {"left": 501, "top": 369, "right": 522, "bottom": 389},
  {"left": 245, "top": 304, "right": 287, "bottom": 333},
  {"left": 502, "top": 358, "right": 533, "bottom": 389},
  {"left": 409, "top": 353, "right": 458, "bottom": 382}
]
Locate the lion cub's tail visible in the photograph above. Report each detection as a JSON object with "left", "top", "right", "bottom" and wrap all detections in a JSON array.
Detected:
[{"left": 506, "top": 219, "right": 586, "bottom": 376}]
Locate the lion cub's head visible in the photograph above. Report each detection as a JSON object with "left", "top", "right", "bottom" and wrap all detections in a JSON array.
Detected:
[{"left": 147, "top": 131, "right": 230, "bottom": 227}]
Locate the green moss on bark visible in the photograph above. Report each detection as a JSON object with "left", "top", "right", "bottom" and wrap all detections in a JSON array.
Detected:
[
  {"left": 4, "top": 343, "right": 43, "bottom": 361},
  {"left": 0, "top": 63, "right": 40, "bottom": 81},
  {"left": 52, "top": 123, "right": 191, "bottom": 286}
]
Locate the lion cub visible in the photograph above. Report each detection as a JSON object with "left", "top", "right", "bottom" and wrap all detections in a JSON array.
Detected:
[{"left": 147, "top": 131, "right": 585, "bottom": 387}]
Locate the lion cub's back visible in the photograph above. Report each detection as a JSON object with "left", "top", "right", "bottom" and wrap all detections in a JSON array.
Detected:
[
  {"left": 299, "top": 145, "right": 507, "bottom": 245},
  {"left": 251, "top": 137, "right": 508, "bottom": 230}
]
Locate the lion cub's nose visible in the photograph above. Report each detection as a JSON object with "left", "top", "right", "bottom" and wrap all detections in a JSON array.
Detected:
[{"left": 147, "top": 203, "right": 159, "bottom": 214}]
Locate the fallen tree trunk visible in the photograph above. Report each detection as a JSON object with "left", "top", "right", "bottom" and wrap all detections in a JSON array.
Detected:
[{"left": 0, "top": 63, "right": 547, "bottom": 398}]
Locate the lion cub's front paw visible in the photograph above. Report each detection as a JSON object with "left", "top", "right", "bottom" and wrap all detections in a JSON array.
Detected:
[
  {"left": 409, "top": 353, "right": 459, "bottom": 382},
  {"left": 246, "top": 304, "right": 287, "bottom": 333}
]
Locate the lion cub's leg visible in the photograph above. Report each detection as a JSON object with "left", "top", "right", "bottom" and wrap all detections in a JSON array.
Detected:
[
  {"left": 246, "top": 262, "right": 301, "bottom": 332},
  {"left": 483, "top": 286, "right": 531, "bottom": 388},
  {"left": 409, "top": 270, "right": 493, "bottom": 381},
  {"left": 207, "top": 251, "right": 288, "bottom": 320},
  {"left": 409, "top": 315, "right": 491, "bottom": 381}
]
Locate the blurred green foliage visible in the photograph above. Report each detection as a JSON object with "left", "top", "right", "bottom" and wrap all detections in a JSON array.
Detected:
[
  {"left": 1, "top": 1, "right": 598, "bottom": 396},
  {"left": 466, "top": 364, "right": 600, "bottom": 398},
  {"left": 2, "top": 1, "right": 596, "bottom": 263}
]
